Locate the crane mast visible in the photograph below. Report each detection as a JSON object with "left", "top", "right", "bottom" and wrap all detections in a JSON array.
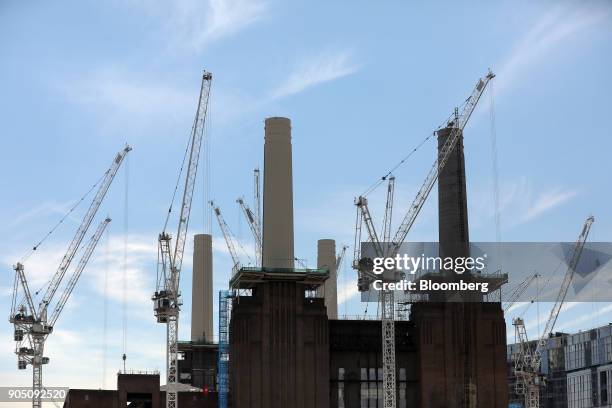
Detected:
[
  {"left": 10, "top": 145, "right": 128, "bottom": 408},
  {"left": 513, "top": 216, "right": 594, "bottom": 408},
  {"left": 152, "top": 71, "right": 212, "bottom": 408},
  {"left": 352, "top": 70, "right": 495, "bottom": 408}
]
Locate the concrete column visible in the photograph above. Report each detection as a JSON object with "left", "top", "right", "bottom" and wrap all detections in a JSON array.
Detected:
[
  {"left": 191, "top": 234, "right": 213, "bottom": 343},
  {"left": 317, "top": 239, "right": 337, "bottom": 319},
  {"left": 262, "top": 117, "right": 295, "bottom": 269}
]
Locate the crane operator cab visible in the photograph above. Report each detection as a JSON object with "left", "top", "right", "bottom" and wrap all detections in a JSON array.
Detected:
[{"left": 152, "top": 290, "right": 178, "bottom": 323}]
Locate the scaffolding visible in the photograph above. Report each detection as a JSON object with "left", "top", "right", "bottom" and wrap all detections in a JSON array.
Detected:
[{"left": 218, "top": 290, "right": 232, "bottom": 408}]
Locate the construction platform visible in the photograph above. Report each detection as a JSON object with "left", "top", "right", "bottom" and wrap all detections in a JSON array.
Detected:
[{"left": 229, "top": 266, "right": 329, "bottom": 290}]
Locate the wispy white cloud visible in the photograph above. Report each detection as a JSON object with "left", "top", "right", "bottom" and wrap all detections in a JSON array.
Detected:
[
  {"left": 513, "top": 302, "right": 612, "bottom": 343},
  {"left": 211, "top": 233, "right": 258, "bottom": 266},
  {"left": 554, "top": 303, "right": 612, "bottom": 333},
  {"left": 495, "top": 2, "right": 611, "bottom": 93},
  {"left": 271, "top": 49, "right": 361, "bottom": 100},
  {"left": 2, "top": 201, "right": 77, "bottom": 231},
  {"left": 2, "top": 232, "right": 158, "bottom": 322},
  {"left": 0, "top": 322, "right": 166, "bottom": 392},
  {"left": 137, "top": 0, "right": 269, "bottom": 51},
  {"left": 58, "top": 65, "right": 266, "bottom": 135},
  {"left": 1, "top": 230, "right": 169, "bottom": 392},
  {"left": 61, "top": 67, "right": 193, "bottom": 120},
  {"left": 84, "top": 233, "right": 159, "bottom": 323},
  {"left": 521, "top": 188, "right": 579, "bottom": 223},
  {"left": 522, "top": 301, "right": 581, "bottom": 335},
  {"left": 337, "top": 281, "right": 359, "bottom": 305},
  {"left": 475, "top": 177, "right": 579, "bottom": 227},
  {"left": 1, "top": 242, "right": 66, "bottom": 288},
  {"left": 189, "top": 0, "right": 268, "bottom": 48}
]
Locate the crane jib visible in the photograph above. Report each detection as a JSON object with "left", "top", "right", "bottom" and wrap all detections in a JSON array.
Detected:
[
  {"left": 39, "top": 144, "right": 131, "bottom": 318},
  {"left": 389, "top": 70, "right": 493, "bottom": 252}
]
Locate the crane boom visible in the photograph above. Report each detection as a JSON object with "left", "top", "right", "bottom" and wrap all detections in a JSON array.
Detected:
[
  {"left": 10, "top": 267, "right": 19, "bottom": 317},
  {"left": 40, "top": 145, "right": 131, "bottom": 316},
  {"left": 355, "top": 196, "right": 383, "bottom": 258},
  {"left": 534, "top": 215, "right": 594, "bottom": 366},
  {"left": 211, "top": 202, "right": 241, "bottom": 273},
  {"left": 390, "top": 70, "right": 495, "bottom": 252},
  {"left": 237, "top": 197, "right": 262, "bottom": 264},
  {"left": 13, "top": 263, "right": 36, "bottom": 320},
  {"left": 49, "top": 217, "right": 111, "bottom": 327},
  {"left": 513, "top": 216, "right": 594, "bottom": 408},
  {"left": 171, "top": 71, "right": 212, "bottom": 283},
  {"left": 336, "top": 245, "right": 349, "bottom": 271}
]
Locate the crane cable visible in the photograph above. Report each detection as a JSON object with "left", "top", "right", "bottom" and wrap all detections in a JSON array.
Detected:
[
  {"left": 14, "top": 234, "right": 91, "bottom": 312},
  {"left": 361, "top": 133, "right": 434, "bottom": 197},
  {"left": 518, "top": 257, "right": 565, "bottom": 318},
  {"left": 226, "top": 219, "right": 254, "bottom": 266},
  {"left": 489, "top": 80, "right": 504, "bottom": 302},
  {"left": 122, "top": 152, "right": 129, "bottom": 371},
  {"left": 489, "top": 81, "right": 501, "bottom": 245},
  {"left": 102, "top": 225, "right": 109, "bottom": 388},
  {"left": 361, "top": 100, "right": 470, "bottom": 198},
  {"left": 204, "top": 88, "right": 213, "bottom": 235},
  {"left": 163, "top": 118, "right": 198, "bottom": 234},
  {"left": 19, "top": 172, "right": 106, "bottom": 264},
  {"left": 15, "top": 171, "right": 107, "bottom": 308}
]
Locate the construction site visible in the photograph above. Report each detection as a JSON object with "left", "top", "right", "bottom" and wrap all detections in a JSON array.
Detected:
[{"left": 5, "top": 63, "right": 609, "bottom": 408}]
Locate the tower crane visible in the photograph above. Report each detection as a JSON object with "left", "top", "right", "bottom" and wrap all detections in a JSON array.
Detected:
[
  {"left": 513, "top": 216, "right": 594, "bottom": 408},
  {"left": 236, "top": 197, "right": 261, "bottom": 265},
  {"left": 152, "top": 71, "right": 212, "bottom": 408},
  {"left": 235, "top": 168, "right": 263, "bottom": 265},
  {"left": 352, "top": 70, "right": 495, "bottom": 407},
  {"left": 211, "top": 201, "right": 243, "bottom": 274},
  {"left": 9, "top": 145, "right": 128, "bottom": 408},
  {"left": 336, "top": 244, "right": 349, "bottom": 273}
]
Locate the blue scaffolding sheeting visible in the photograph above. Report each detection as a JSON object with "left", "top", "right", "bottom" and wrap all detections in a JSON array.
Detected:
[{"left": 218, "top": 290, "right": 231, "bottom": 408}]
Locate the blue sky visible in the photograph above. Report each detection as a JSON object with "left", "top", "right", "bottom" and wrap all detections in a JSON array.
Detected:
[{"left": 1, "top": 0, "right": 612, "bottom": 397}]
